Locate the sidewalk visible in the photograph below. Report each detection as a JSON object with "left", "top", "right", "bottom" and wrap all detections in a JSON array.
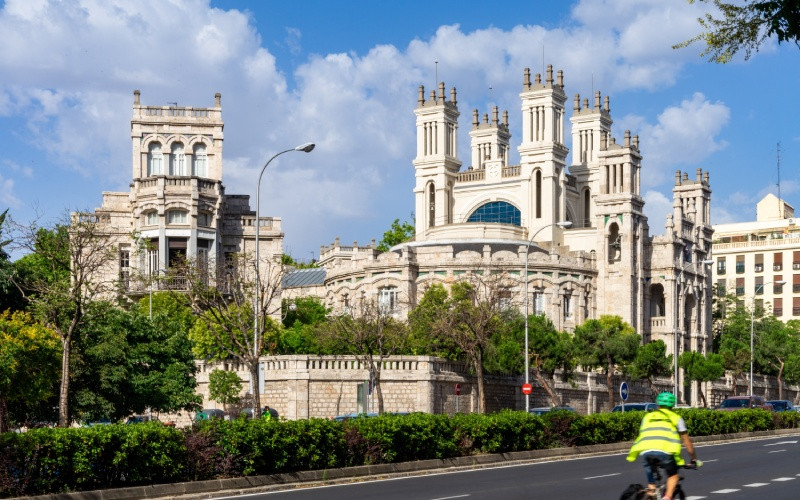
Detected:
[{"left": 19, "top": 428, "right": 800, "bottom": 500}]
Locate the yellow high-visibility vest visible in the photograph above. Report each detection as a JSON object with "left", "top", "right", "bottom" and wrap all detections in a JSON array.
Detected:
[{"left": 626, "top": 408, "right": 684, "bottom": 465}]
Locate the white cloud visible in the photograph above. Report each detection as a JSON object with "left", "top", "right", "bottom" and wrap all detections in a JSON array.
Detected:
[
  {"left": 643, "top": 190, "right": 672, "bottom": 235},
  {"left": 0, "top": 173, "right": 20, "bottom": 208},
  {"left": 618, "top": 93, "right": 730, "bottom": 188}
]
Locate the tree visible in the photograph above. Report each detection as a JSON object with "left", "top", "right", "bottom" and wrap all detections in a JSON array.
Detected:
[
  {"left": 182, "top": 253, "right": 285, "bottom": 418},
  {"left": 376, "top": 217, "right": 415, "bottom": 252},
  {"left": 573, "top": 315, "right": 640, "bottom": 410},
  {"left": 675, "top": 0, "right": 800, "bottom": 63},
  {"left": 415, "top": 274, "right": 512, "bottom": 414},
  {"left": 716, "top": 298, "right": 756, "bottom": 394},
  {"left": 208, "top": 369, "right": 244, "bottom": 412},
  {"left": 627, "top": 340, "right": 672, "bottom": 399},
  {"left": 755, "top": 315, "right": 798, "bottom": 400},
  {"left": 0, "top": 209, "right": 17, "bottom": 312},
  {"left": 11, "top": 213, "right": 117, "bottom": 426},
  {"left": 0, "top": 310, "right": 60, "bottom": 431},
  {"left": 278, "top": 296, "right": 328, "bottom": 354},
  {"left": 526, "top": 314, "right": 576, "bottom": 406},
  {"left": 316, "top": 299, "right": 407, "bottom": 414},
  {"left": 70, "top": 301, "right": 200, "bottom": 421},
  {"left": 679, "top": 351, "right": 725, "bottom": 407}
]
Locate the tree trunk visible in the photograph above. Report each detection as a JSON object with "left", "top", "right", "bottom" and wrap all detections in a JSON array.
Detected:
[
  {"left": 475, "top": 353, "right": 486, "bottom": 414},
  {"left": 249, "top": 358, "right": 261, "bottom": 417},
  {"left": 372, "top": 364, "right": 384, "bottom": 414},
  {"left": 58, "top": 335, "right": 71, "bottom": 427},
  {"left": 606, "top": 361, "right": 615, "bottom": 411},
  {"left": 777, "top": 361, "right": 785, "bottom": 400},
  {"left": 532, "top": 366, "right": 560, "bottom": 406}
]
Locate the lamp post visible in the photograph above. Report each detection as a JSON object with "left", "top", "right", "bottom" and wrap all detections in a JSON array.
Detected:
[
  {"left": 252, "top": 142, "right": 314, "bottom": 408},
  {"left": 523, "top": 220, "right": 572, "bottom": 412},
  {"left": 674, "top": 258, "right": 713, "bottom": 401},
  {"left": 750, "top": 280, "right": 785, "bottom": 395}
]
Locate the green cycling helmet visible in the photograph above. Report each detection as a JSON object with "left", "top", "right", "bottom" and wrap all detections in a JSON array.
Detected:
[{"left": 656, "top": 392, "right": 676, "bottom": 408}]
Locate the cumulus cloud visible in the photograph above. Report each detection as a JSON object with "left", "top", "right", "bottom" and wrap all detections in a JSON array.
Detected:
[
  {"left": 0, "top": 173, "right": 20, "bottom": 208},
  {"left": 643, "top": 190, "right": 672, "bottom": 236}
]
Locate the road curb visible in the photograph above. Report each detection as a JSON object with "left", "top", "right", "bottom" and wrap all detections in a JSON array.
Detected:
[{"left": 17, "top": 428, "right": 800, "bottom": 500}]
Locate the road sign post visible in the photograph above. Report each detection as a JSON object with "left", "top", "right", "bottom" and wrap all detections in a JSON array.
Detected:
[
  {"left": 522, "top": 383, "right": 533, "bottom": 395},
  {"left": 620, "top": 381, "right": 629, "bottom": 412}
]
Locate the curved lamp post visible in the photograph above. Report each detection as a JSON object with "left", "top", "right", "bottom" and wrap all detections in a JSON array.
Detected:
[
  {"left": 252, "top": 142, "right": 315, "bottom": 407},
  {"left": 750, "top": 280, "right": 785, "bottom": 395},
  {"left": 523, "top": 220, "right": 572, "bottom": 412},
  {"left": 674, "top": 259, "right": 713, "bottom": 401}
]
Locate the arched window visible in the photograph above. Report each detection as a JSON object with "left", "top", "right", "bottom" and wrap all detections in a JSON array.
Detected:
[
  {"left": 650, "top": 284, "right": 665, "bottom": 317},
  {"left": 193, "top": 144, "right": 207, "bottom": 177},
  {"left": 467, "top": 201, "right": 521, "bottom": 225},
  {"left": 170, "top": 143, "right": 186, "bottom": 176},
  {"left": 148, "top": 142, "right": 163, "bottom": 176},
  {"left": 608, "top": 222, "right": 621, "bottom": 263},
  {"left": 144, "top": 211, "right": 159, "bottom": 226},
  {"left": 428, "top": 182, "right": 435, "bottom": 228},
  {"left": 378, "top": 286, "right": 398, "bottom": 314},
  {"left": 583, "top": 188, "right": 591, "bottom": 228},
  {"left": 535, "top": 170, "right": 542, "bottom": 218}
]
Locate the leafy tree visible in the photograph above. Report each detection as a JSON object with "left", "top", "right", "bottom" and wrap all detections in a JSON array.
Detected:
[
  {"left": 316, "top": 299, "right": 408, "bottom": 414},
  {"left": 526, "top": 314, "right": 576, "bottom": 406},
  {"left": 407, "top": 283, "right": 460, "bottom": 359},
  {"left": 278, "top": 296, "right": 328, "bottom": 354},
  {"left": 416, "top": 274, "right": 512, "bottom": 414},
  {"left": 70, "top": 301, "right": 200, "bottom": 421},
  {"left": 755, "top": 315, "right": 798, "bottom": 400},
  {"left": 716, "top": 298, "right": 757, "bottom": 394},
  {"left": 0, "top": 310, "right": 60, "bottom": 431},
  {"left": 208, "top": 369, "right": 244, "bottom": 411},
  {"left": 281, "top": 253, "right": 318, "bottom": 269},
  {"left": 0, "top": 209, "right": 19, "bottom": 312},
  {"left": 376, "top": 217, "right": 415, "bottom": 252},
  {"left": 679, "top": 351, "right": 725, "bottom": 407},
  {"left": 573, "top": 315, "right": 640, "bottom": 410},
  {"left": 11, "top": 214, "right": 117, "bottom": 426},
  {"left": 675, "top": 0, "right": 800, "bottom": 63},
  {"left": 627, "top": 340, "right": 672, "bottom": 399},
  {"left": 181, "top": 253, "right": 285, "bottom": 418}
]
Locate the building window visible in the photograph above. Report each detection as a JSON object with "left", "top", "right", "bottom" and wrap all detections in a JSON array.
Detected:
[
  {"left": 378, "top": 286, "right": 398, "bottom": 314},
  {"left": 467, "top": 201, "right": 521, "bottom": 226},
  {"left": 735, "top": 277, "right": 744, "bottom": 296},
  {"left": 794, "top": 251, "right": 800, "bottom": 270},
  {"left": 754, "top": 254, "right": 764, "bottom": 273},
  {"left": 774, "top": 252, "right": 783, "bottom": 271},
  {"left": 735, "top": 255, "right": 745, "bottom": 274},
  {"left": 148, "top": 142, "right": 163, "bottom": 176},
  {"left": 794, "top": 274, "right": 800, "bottom": 294},
  {"left": 563, "top": 293, "right": 573, "bottom": 319},
  {"left": 170, "top": 143, "right": 186, "bottom": 176},
  {"left": 198, "top": 212, "right": 211, "bottom": 227},
  {"left": 167, "top": 210, "right": 188, "bottom": 225},
  {"left": 716, "top": 279, "right": 726, "bottom": 297},
  {"left": 146, "top": 239, "right": 159, "bottom": 276},
  {"left": 498, "top": 288, "right": 512, "bottom": 311},
  {"left": 193, "top": 144, "right": 208, "bottom": 177},
  {"left": 774, "top": 275, "right": 783, "bottom": 294},
  {"left": 716, "top": 257, "right": 726, "bottom": 275},
  {"left": 533, "top": 290, "right": 545, "bottom": 315},
  {"left": 119, "top": 246, "right": 130, "bottom": 287},
  {"left": 145, "top": 211, "right": 158, "bottom": 226},
  {"left": 755, "top": 276, "right": 764, "bottom": 295},
  {"left": 794, "top": 297, "right": 800, "bottom": 317},
  {"left": 775, "top": 297, "right": 783, "bottom": 317}
]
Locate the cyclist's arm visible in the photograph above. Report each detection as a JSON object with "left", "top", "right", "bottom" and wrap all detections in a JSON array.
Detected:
[{"left": 679, "top": 431, "right": 697, "bottom": 461}]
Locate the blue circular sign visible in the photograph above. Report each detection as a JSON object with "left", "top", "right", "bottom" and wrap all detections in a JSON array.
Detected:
[{"left": 620, "top": 382, "right": 629, "bottom": 401}]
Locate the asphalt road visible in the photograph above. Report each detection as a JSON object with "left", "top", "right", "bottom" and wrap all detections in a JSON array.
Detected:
[{"left": 213, "top": 434, "right": 800, "bottom": 499}]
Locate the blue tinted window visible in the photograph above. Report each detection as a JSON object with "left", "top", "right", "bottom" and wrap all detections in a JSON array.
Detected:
[{"left": 467, "top": 201, "right": 521, "bottom": 226}]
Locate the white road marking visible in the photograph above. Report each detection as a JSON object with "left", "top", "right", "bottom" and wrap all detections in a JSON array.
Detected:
[
  {"left": 744, "top": 483, "right": 770, "bottom": 487},
  {"left": 583, "top": 472, "right": 620, "bottom": 480},
  {"left": 431, "top": 496, "right": 470, "bottom": 500},
  {"left": 685, "top": 496, "right": 706, "bottom": 499},
  {"left": 764, "top": 440, "right": 797, "bottom": 446},
  {"left": 772, "top": 477, "right": 795, "bottom": 481},
  {"left": 711, "top": 488, "right": 740, "bottom": 493},
  {"left": 767, "top": 449, "right": 787, "bottom": 453}
]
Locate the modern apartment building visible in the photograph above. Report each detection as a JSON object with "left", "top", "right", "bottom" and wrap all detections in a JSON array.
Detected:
[{"left": 712, "top": 193, "right": 798, "bottom": 321}]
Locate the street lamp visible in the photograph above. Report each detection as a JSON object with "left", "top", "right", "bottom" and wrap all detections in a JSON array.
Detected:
[
  {"left": 523, "top": 220, "right": 572, "bottom": 412},
  {"left": 252, "top": 142, "right": 315, "bottom": 406},
  {"left": 674, "top": 259, "right": 713, "bottom": 401},
  {"left": 750, "top": 280, "right": 785, "bottom": 395}
]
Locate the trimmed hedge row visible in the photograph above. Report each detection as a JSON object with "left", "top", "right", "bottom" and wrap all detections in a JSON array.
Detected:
[{"left": 2, "top": 409, "right": 799, "bottom": 497}]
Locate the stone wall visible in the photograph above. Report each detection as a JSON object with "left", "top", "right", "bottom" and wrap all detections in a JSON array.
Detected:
[{"left": 178, "top": 355, "right": 800, "bottom": 426}]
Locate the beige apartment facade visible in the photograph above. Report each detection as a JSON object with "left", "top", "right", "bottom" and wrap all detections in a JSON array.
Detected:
[
  {"left": 712, "top": 193, "right": 799, "bottom": 322},
  {"left": 292, "top": 66, "right": 716, "bottom": 404}
]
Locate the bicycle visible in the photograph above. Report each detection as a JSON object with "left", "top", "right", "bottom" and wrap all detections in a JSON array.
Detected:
[{"left": 637, "top": 458, "right": 700, "bottom": 500}]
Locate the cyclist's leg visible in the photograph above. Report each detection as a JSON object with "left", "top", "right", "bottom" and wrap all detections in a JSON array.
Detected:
[{"left": 641, "top": 453, "right": 668, "bottom": 497}]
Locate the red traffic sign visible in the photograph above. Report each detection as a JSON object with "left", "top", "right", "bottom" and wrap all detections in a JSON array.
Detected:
[
  {"left": 455, "top": 383, "right": 461, "bottom": 395},
  {"left": 521, "top": 383, "right": 533, "bottom": 395}
]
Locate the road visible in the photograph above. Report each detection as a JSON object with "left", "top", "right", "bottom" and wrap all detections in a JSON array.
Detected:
[{"left": 214, "top": 434, "right": 800, "bottom": 499}]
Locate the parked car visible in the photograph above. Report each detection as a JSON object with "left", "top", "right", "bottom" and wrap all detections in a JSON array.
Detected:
[
  {"left": 195, "top": 408, "right": 226, "bottom": 421},
  {"left": 766, "top": 400, "right": 794, "bottom": 412},
  {"left": 125, "top": 415, "right": 158, "bottom": 424},
  {"left": 611, "top": 402, "right": 657, "bottom": 412},
  {"left": 717, "top": 395, "right": 773, "bottom": 411},
  {"left": 529, "top": 405, "right": 577, "bottom": 415}
]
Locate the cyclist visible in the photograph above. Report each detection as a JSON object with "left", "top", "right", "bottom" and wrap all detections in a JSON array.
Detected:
[{"left": 626, "top": 392, "right": 698, "bottom": 500}]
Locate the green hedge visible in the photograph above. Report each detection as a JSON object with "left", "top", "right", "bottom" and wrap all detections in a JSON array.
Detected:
[{"left": 2, "top": 409, "right": 798, "bottom": 497}]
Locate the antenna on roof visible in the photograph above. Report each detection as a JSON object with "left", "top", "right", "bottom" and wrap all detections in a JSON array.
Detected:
[
  {"left": 777, "top": 142, "right": 783, "bottom": 218},
  {"left": 435, "top": 60, "right": 438, "bottom": 89}
]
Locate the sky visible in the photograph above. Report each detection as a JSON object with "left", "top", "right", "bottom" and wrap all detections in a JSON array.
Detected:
[{"left": 1, "top": 0, "right": 799, "bottom": 262}]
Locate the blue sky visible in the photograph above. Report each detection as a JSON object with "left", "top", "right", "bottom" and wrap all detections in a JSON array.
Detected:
[{"left": 1, "top": 0, "right": 799, "bottom": 261}]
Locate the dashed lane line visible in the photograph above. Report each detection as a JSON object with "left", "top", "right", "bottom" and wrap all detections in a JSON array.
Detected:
[
  {"left": 685, "top": 496, "right": 706, "bottom": 499},
  {"left": 583, "top": 472, "right": 620, "bottom": 480},
  {"left": 743, "top": 483, "right": 770, "bottom": 487},
  {"left": 771, "top": 477, "right": 795, "bottom": 481},
  {"left": 710, "top": 489, "right": 740, "bottom": 494}
]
